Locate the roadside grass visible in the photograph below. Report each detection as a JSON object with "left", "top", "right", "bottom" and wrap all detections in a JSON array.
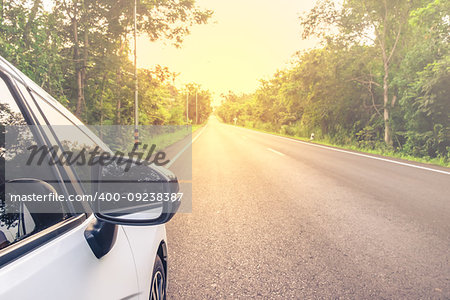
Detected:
[
  {"left": 139, "top": 123, "right": 205, "bottom": 152},
  {"left": 96, "top": 125, "right": 204, "bottom": 154},
  {"left": 137, "top": 124, "right": 204, "bottom": 151},
  {"left": 191, "top": 124, "right": 203, "bottom": 133},
  {"left": 233, "top": 124, "right": 450, "bottom": 168},
  {"left": 137, "top": 124, "right": 204, "bottom": 152}
]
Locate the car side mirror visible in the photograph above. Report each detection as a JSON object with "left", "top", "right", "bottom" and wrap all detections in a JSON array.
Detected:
[{"left": 91, "top": 156, "right": 180, "bottom": 226}]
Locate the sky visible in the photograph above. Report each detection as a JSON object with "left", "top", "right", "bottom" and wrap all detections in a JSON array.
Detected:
[{"left": 137, "top": 0, "right": 319, "bottom": 100}]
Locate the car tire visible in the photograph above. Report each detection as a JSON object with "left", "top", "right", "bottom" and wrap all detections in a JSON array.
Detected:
[{"left": 150, "top": 255, "right": 166, "bottom": 300}]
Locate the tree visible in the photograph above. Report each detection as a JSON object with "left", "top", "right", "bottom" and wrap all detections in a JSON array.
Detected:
[
  {"left": 54, "top": 0, "right": 212, "bottom": 119},
  {"left": 0, "top": 0, "right": 212, "bottom": 126},
  {"left": 396, "top": 0, "right": 450, "bottom": 158},
  {"left": 216, "top": 0, "right": 448, "bottom": 163},
  {"left": 180, "top": 83, "right": 212, "bottom": 124},
  {"left": 0, "top": 0, "right": 66, "bottom": 101},
  {"left": 301, "top": 0, "right": 421, "bottom": 145}
]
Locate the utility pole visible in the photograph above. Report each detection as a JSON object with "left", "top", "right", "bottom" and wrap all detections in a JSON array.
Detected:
[
  {"left": 186, "top": 92, "right": 189, "bottom": 124},
  {"left": 195, "top": 90, "right": 198, "bottom": 124},
  {"left": 133, "top": 0, "right": 139, "bottom": 145}
]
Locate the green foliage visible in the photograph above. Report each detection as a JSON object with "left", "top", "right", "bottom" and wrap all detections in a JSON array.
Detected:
[
  {"left": 179, "top": 83, "right": 212, "bottom": 125},
  {"left": 218, "top": 0, "right": 449, "bottom": 164},
  {"left": 0, "top": 0, "right": 212, "bottom": 126}
]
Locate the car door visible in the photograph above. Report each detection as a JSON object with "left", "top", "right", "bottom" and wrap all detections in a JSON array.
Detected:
[{"left": 0, "top": 72, "right": 140, "bottom": 299}]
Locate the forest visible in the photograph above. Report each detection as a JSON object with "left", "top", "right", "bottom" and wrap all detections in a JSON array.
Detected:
[
  {"left": 217, "top": 0, "right": 449, "bottom": 165},
  {"left": 1, "top": 0, "right": 448, "bottom": 165},
  {"left": 0, "top": 0, "right": 212, "bottom": 126}
]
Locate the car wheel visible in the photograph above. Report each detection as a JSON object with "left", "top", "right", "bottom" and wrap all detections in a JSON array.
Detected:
[{"left": 150, "top": 255, "right": 166, "bottom": 300}]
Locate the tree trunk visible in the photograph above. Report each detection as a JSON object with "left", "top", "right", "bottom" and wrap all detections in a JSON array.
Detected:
[
  {"left": 115, "top": 68, "right": 122, "bottom": 124},
  {"left": 98, "top": 73, "right": 107, "bottom": 126},
  {"left": 71, "top": 1, "right": 85, "bottom": 119},
  {"left": 115, "top": 38, "right": 126, "bottom": 125},
  {"left": 116, "top": 97, "right": 121, "bottom": 125},
  {"left": 366, "top": 1, "right": 407, "bottom": 147},
  {"left": 0, "top": 0, "right": 3, "bottom": 24},
  {"left": 23, "top": 0, "right": 41, "bottom": 48},
  {"left": 72, "top": 15, "right": 84, "bottom": 118},
  {"left": 383, "top": 62, "right": 392, "bottom": 146},
  {"left": 79, "top": 0, "right": 88, "bottom": 119}
]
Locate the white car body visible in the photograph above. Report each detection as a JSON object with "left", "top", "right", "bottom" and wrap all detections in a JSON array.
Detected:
[
  {"left": 0, "top": 56, "right": 171, "bottom": 300},
  {"left": 0, "top": 216, "right": 166, "bottom": 300}
]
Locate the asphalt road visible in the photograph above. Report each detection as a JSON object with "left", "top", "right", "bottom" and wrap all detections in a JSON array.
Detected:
[{"left": 166, "top": 116, "right": 450, "bottom": 299}]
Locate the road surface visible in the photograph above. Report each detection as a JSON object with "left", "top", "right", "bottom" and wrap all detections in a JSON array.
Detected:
[{"left": 167, "top": 116, "right": 450, "bottom": 299}]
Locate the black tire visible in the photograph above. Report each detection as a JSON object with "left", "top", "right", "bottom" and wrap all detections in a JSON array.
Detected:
[{"left": 150, "top": 255, "right": 166, "bottom": 300}]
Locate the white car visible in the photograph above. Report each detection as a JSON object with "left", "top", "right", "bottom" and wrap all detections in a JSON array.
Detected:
[{"left": 0, "top": 56, "right": 178, "bottom": 300}]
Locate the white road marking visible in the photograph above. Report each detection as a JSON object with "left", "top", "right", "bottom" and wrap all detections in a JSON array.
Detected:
[
  {"left": 267, "top": 147, "right": 285, "bottom": 156},
  {"left": 231, "top": 125, "right": 450, "bottom": 176},
  {"left": 166, "top": 125, "right": 207, "bottom": 168}
]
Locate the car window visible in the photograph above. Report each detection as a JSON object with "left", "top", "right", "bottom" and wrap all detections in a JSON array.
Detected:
[
  {"left": 32, "top": 93, "right": 105, "bottom": 193},
  {"left": 0, "top": 76, "right": 69, "bottom": 251},
  {"left": 28, "top": 89, "right": 110, "bottom": 150}
]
